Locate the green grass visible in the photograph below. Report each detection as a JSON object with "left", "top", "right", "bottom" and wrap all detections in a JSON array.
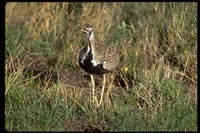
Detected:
[{"left": 5, "top": 2, "right": 197, "bottom": 131}]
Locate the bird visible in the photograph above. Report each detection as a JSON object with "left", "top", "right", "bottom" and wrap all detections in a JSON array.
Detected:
[{"left": 78, "top": 23, "right": 120, "bottom": 107}]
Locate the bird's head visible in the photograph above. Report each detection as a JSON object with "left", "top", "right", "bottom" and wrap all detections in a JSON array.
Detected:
[{"left": 81, "top": 23, "right": 94, "bottom": 41}]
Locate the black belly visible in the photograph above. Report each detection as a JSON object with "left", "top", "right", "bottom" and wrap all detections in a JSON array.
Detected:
[
  {"left": 79, "top": 59, "right": 110, "bottom": 75},
  {"left": 79, "top": 47, "right": 110, "bottom": 75}
]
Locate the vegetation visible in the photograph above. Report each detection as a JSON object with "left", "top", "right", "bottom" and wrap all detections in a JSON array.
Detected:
[{"left": 5, "top": 2, "right": 197, "bottom": 131}]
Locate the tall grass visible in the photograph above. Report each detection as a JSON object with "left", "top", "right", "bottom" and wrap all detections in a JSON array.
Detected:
[{"left": 5, "top": 2, "right": 197, "bottom": 131}]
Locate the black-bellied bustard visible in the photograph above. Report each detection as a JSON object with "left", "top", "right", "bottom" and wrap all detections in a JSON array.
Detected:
[{"left": 79, "top": 23, "right": 120, "bottom": 107}]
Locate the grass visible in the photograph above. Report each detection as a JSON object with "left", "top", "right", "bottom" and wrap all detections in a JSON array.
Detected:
[{"left": 5, "top": 2, "right": 197, "bottom": 131}]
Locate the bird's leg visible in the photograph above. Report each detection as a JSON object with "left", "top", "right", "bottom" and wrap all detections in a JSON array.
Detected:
[
  {"left": 99, "top": 74, "right": 106, "bottom": 106},
  {"left": 90, "top": 74, "right": 99, "bottom": 107},
  {"left": 90, "top": 74, "right": 95, "bottom": 104}
]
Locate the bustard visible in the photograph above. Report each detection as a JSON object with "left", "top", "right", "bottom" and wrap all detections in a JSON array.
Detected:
[{"left": 79, "top": 23, "right": 120, "bottom": 106}]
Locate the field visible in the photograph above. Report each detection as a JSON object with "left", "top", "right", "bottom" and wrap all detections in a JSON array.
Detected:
[{"left": 5, "top": 2, "right": 197, "bottom": 131}]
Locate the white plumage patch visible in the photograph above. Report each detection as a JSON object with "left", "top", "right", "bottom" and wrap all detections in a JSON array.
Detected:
[
  {"left": 91, "top": 59, "right": 97, "bottom": 66},
  {"left": 91, "top": 59, "right": 107, "bottom": 68}
]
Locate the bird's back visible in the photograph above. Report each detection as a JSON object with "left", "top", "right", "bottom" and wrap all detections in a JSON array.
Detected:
[{"left": 93, "top": 41, "right": 120, "bottom": 71}]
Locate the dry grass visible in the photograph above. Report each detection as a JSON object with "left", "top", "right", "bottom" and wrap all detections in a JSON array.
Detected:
[{"left": 5, "top": 2, "right": 197, "bottom": 131}]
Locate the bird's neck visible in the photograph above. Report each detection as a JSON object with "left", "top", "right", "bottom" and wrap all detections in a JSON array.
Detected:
[{"left": 88, "top": 33, "right": 96, "bottom": 56}]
